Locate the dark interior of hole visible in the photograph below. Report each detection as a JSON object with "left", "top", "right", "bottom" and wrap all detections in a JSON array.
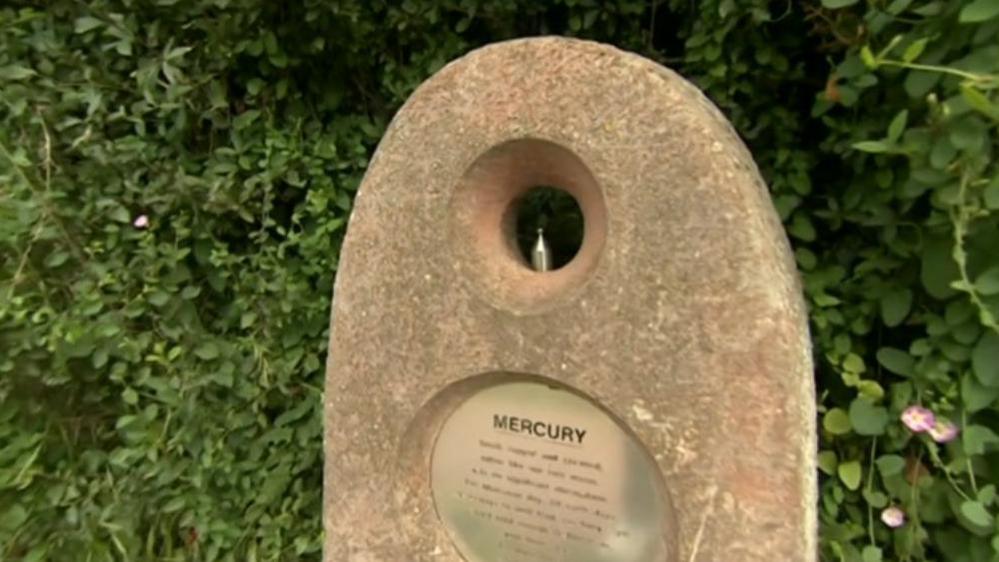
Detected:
[{"left": 515, "top": 187, "right": 584, "bottom": 270}]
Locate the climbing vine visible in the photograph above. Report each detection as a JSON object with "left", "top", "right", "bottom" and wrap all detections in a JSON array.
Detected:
[{"left": 1, "top": 1, "right": 997, "bottom": 561}]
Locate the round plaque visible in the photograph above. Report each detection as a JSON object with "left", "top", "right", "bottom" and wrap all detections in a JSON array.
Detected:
[{"left": 430, "top": 380, "right": 671, "bottom": 561}]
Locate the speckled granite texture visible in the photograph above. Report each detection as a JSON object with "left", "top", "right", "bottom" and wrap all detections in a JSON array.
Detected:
[{"left": 325, "top": 37, "right": 816, "bottom": 562}]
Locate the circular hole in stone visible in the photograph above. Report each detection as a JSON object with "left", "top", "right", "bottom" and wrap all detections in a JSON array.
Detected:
[
  {"left": 448, "top": 138, "right": 607, "bottom": 311},
  {"left": 514, "top": 186, "right": 585, "bottom": 271}
]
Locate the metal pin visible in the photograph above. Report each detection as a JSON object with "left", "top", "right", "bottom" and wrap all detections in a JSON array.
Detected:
[{"left": 531, "top": 227, "right": 552, "bottom": 272}]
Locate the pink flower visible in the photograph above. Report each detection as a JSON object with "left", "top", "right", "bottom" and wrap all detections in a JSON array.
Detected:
[
  {"left": 133, "top": 214, "right": 149, "bottom": 229},
  {"left": 881, "top": 506, "right": 906, "bottom": 528},
  {"left": 901, "top": 405, "right": 935, "bottom": 433},
  {"left": 928, "top": 419, "right": 959, "bottom": 443}
]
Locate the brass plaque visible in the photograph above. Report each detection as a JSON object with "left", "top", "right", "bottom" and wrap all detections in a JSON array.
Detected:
[{"left": 430, "top": 381, "right": 670, "bottom": 561}]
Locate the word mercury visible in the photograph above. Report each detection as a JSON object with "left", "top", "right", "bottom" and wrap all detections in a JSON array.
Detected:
[{"left": 493, "top": 414, "right": 587, "bottom": 444}]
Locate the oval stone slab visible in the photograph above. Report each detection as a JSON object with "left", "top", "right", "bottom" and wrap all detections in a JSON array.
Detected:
[{"left": 325, "top": 37, "right": 815, "bottom": 562}]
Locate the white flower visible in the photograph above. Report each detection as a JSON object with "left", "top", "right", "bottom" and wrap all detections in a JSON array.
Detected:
[{"left": 881, "top": 506, "right": 905, "bottom": 528}]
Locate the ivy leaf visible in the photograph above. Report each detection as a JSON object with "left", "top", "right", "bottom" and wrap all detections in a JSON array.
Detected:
[
  {"left": 849, "top": 398, "right": 888, "bottom": 436},
  {"left": 962, "top": 374, "right": 999, "bottom": 412},
  {"left": 921, "top": 237, "right": 959, "bottom": 299},
  {"left": 246, "top": 78, "right": 265, "bottom": 96},
  {"left": 860, "top": 46, "right": 878, "bottom": 69},
  {"left": 843, "top": 353, "right": 866, "bottom": 373},
  {"left": 233, "top": 110, "right": 261, "bottom": 130},
  {"left": 880, "top": 289, "right": 912, "bottom": 327},
  {"left": 862, "top": 489, "right": 888, "bottom": 508},
  {"left": 110, "top": 206, "right": 131, "bottom": 223},
  {"left": 22, "top": 546, "right": 48, "bottom": 562},
  {"left": 0, "top": 504, "right": 28, "bottom": 532},
  {"left": 961, "top": 84, "right": 999, "bottom": 123},
  {"left": 929, "top": 137, "right": 956, "bottom": 169},
  {"left": 44, "top": 251, "right": 70, "bottom": 268},
  {"left": 876, "top": 455, "right": 905, "bottom": 477},
  {"left": 959, "top": 0, "right": 999, "bottom": 23},
  {"left": 789, "top": 213, "right": 816, "bottom": 241},
  {"left": 213, "top": 361, "right": 234, "bottom": 387},
  {"left": 122, "top": 388, "right": 138, "bottom": 405},
  {"left": 862, "top": 545, "right": 883, "bottom": 562},
  {"left": 818, "top": 450, "right": 838, "bottom": 475},
  {"left": 856, "top": 380, "right": 885, "bottom": 401},
  {"left": 194, "top": 342, "right": 220, "bottom": 360},
  {"left": 241, "top": 312, "right": 258, "bottom": 328},
  {"left": 972, "top": 332, "right": 999, "bottom": 386},
  {"left": 275, "top": 399, "right": 313, "bottom": 427},
  {"left": 913, "top": 2, "right": 944, "bottom": 15},
  {"left": 839, "top": 460, "right": 862, "bottom": 490},
  {"left": 902, "top": 39, "right": 928, "bottom": 63},
  {"left": 964, "top": 425, "right": 999, "bottom": 456},
  {"left": 162, "top": 496, "right": 186, "bottom": 513},
  {"left": 945, "top": 300, "right": 975, "bottom": 326},
  {"left": 877, "top": 347, "right": 915, "bottom": 376},
  {"left": 887, "top": 110, "right": 908, "bottom": 142},
  {"left": 853, "top": 140, "right": 889, "bottom": 153},
  {"left": 985, "top": 176, "right": 999, "bottom": 209},
  {"left": 822, "top": 0, "right": 859, "bottom": 6},
  {"left": 959, "top": 501, "right": 994, "bottom": 527},
  {"left": 974, "top": 267, "right": 999, "bottom": 295},
  {"left": 906, "top": 70, "right": 939, "bottom": 98},
  {"left": 979, "top": 485, "right": 996, "bottom": 505},
  {"left": 0, "top": 65, "right": 36, "bottom": 80},
  {"left": 165, "top": 46, "right": 192, "bottom": 60},
  {"left": 254, "top": 465, "right": 292, "bottom": 508},
  {"left": 824, "top": 408, "right": 852, "bottom": 435},
  {"left": 949, "top": 116, "right": 987, "bottom": 151},
  {"left": 147, "top": 291, "right": 170, "bottom": 307},
  {"left": 74, "top": 16, "right": 103, "bottom": 33}
]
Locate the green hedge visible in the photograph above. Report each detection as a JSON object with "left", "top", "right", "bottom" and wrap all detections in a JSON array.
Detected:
[{"left": 2, "top": 1, "right": 998, "bottom": 560}]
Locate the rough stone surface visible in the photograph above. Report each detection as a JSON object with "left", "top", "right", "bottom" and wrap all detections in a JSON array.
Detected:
[{"left": 325, "top": 37, "right": 815, "bottom": 561}]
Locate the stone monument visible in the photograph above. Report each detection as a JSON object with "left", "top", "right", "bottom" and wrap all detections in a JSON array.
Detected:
[{"left": 325, "top": 37, "right": 815, "bottom": 561}]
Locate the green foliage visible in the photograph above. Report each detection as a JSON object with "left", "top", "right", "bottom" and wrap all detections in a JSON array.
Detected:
[
  {"left": 805, "top": 1, "right": 999, "bottom": 559},
  {"left": 1, "top": 0, "right": 997, "bottom": 561}
]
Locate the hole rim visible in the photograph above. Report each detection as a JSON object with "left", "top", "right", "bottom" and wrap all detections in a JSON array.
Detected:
[{"left": 448, "top": 137, "right": 608, "bottom": 313}]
